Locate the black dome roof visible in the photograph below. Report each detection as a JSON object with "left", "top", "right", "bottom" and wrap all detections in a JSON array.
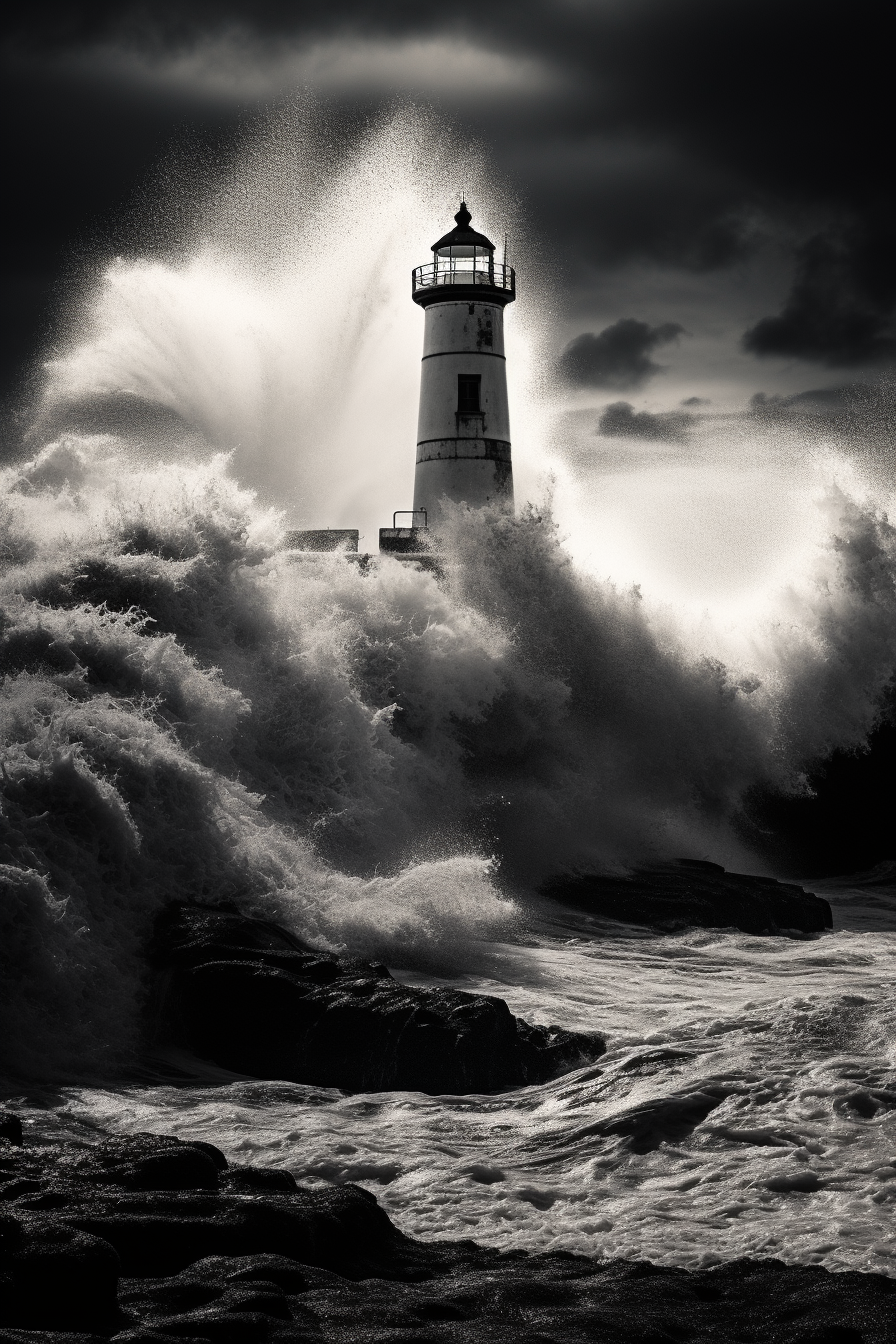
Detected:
[{"left": 431, "top": 203, "right": 495, "bottom": 253}]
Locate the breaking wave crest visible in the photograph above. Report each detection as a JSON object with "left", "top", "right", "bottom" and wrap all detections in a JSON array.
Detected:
[{"left": 1, "top": 435, "right": 894, "bottom": 1079}]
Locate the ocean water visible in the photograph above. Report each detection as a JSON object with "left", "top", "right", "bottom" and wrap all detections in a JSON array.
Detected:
[
  {"left": 15, "top": 874, "right": 896, "bottom": 1276},
  {"left": 2, "top": 103, "right": 895, "bottom": 1280}
]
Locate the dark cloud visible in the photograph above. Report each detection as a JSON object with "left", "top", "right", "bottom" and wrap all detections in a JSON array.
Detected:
[
  {"left": 0, "top": 0, "right": 893, "bottom": 402},
  {"left": 750, "top": 388, "right": 853, "bottom": 419},
  {"left": 681, "top": 396, "right": 709, "bottom": 406},
  {"left": 0, "top": 47, "right": 243, "bottom": 404},
  {"left": 748, "top": 383, "right": 896, "bottom": 443},
  {"left": 743, "top": 230, "right": 896, "bottom": 367},
  {"left": 597, "top": 401, "right": 693, "bottom": 442},
  {"left": 559, "top": 320, "right": 684, "bottom": 390}
]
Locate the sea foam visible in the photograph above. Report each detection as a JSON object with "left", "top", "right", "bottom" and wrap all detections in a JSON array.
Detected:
[
  {"left": 1, "top": 436, "right": 894, "bottom": 1079},
  {"left": 1, "top": 104, "right": 894, "bottom": 1081}
]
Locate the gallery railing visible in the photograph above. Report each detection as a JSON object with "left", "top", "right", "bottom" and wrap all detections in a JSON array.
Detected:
[{"left": 411, "top": 261, "right": 515, "bottom": 298}]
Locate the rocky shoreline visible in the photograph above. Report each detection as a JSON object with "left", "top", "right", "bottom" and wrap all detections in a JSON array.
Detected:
[
  {"left": 1, "top": 880, "right": 862, "bottom": 1342},
  {"left": 1, "top": 1116, "right": 893, "bottom": 1342},
  {"left": 146, "top": 863, "right": 832, "bottom": 1099}
]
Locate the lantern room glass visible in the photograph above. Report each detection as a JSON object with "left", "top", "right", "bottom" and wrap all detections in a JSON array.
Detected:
[{"left": 434, "top": 243, "right": 495, "bottom": 285}]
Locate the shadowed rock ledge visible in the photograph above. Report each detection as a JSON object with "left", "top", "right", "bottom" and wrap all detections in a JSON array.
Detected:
[
  {"left": 541, "top": 859, "right": 832, "bottom": 936},
  {"left": 148, "top": 905, "right": 604, "bottom": 1094},
  {"left": 1, "top": 1121, "right": 894, "bottom": 1342}
]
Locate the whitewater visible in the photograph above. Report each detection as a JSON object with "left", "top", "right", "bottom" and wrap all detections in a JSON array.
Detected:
[
  {"left": 10, "top": 876, "right": 896, "bottom": 1276},
  {"left": 2, "top": 103, "right": 895, "bottom": 1282}
]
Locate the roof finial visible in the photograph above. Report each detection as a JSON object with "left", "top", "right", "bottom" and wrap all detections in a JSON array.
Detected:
[{"left": 454, "top": 201, "right": 472, "bottom": 229}]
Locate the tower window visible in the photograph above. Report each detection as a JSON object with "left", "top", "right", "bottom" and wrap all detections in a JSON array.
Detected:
[{"left": 457, "top": 375, "right": 481, "bottom": 414}]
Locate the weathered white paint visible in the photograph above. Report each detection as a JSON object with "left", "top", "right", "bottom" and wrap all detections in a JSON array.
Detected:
[{"left": 413, "top": 299, "right": 513, "bottom": 527}]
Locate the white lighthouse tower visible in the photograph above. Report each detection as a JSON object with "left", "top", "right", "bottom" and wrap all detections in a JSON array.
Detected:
[{"left": 408, "top": 203, "right": 516, "bottom": 531}]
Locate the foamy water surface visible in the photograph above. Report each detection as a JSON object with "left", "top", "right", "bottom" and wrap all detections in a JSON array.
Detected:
[{"left": 20, "top": 877, "right": 896, "bottom": 1278}]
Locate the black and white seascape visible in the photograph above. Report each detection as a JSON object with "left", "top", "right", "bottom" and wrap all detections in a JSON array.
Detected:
[{"left": 1, "top": 5, "right": 895, "bottom": 1341}]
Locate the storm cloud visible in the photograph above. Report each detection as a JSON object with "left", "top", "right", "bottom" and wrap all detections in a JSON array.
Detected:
[
  {"left": 559, "top": 320, "right": 685, "bottom": 390},
  {"left": 0, "top": 0, "right": 892, "bottom": 403},
  {"left": 743, "top": 230, "right": 896, "bottom": 367},
  {"left": 597, "top": 401, "right": 693, "bottom": 442},
  {"left": 748, "top": 381, "right": 896, "bottom": 441}
]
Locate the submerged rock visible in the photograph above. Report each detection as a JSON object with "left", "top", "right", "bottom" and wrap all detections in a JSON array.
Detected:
[
  {"left": 541, "top": 858, "right": 833, "bottom": 935},
  {"left": 0, "top": 1112, "right": 23, "bottom": 1146},
  {"left": 1, "top": 1125, "right": 895, "bottom": 1342},
  {"left": 148, "top": 904, "right": 603, "bottom": 1094}
]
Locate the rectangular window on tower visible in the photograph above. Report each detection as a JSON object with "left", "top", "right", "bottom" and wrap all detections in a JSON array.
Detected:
[{"left": 457, "top": 374, "right": 481, "bottom": 414}]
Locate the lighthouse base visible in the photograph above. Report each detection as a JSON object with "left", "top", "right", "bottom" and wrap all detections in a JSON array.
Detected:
[{"left": 412, "top": 457, "right": 513, "bottom": 529}]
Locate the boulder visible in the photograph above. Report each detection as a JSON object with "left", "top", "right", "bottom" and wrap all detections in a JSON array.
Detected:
[
  {"left": 220, "top": 1168, "right": 298, "bottom": 1194},
  {"left": 72, "top": 1136, "right": 223, "bottom": 1193},
  {"left": 0, "top": 1114, "right": 22, "bottom": 1147},
  {"left": 541, "top": 858, "right": 832, "bottom": 935},
  {"left": 0, "top": 1131, "right": 411, "bottom": 1282},
  {"left": 0, "top": 1215, "right": 120, "bottom": 1331},
  {"left": 150, "top": 904, "right": 604, "bottom": 1093}
]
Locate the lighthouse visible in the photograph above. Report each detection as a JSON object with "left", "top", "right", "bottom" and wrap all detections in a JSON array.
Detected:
[
  {"left": 290, "top": 206, "right": 516, "bottom": 563},
  {"left": 408, "top": 203, "right": 516, "bottom": 531}
]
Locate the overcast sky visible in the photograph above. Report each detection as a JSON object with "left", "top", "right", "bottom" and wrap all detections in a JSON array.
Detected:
[{"left": 2, "top": 0, "right": 892, "bottom": 429}]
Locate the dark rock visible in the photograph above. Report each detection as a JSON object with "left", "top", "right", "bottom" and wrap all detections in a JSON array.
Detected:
[
  {"left": 150, "top": 904, "right": 604, "bottom": 1094},
  {"left": 220, "top": 1168, "right": 298, "bottom": 1194},
  {"left": 187, "top": 1145, "right": 228, "bottom": 1173},
  {"left": 541, "top": 858, "right": 833, "bottom": 935},
  {"left": 2, "top": 1123, "right": 896, "bottom": 1343},
  {"left": 181, "top": 1253, "right": 310, "bottom": 1292},
  {"left": 118, "top": 1275, "right": 225, "bottom": 1313},
  {"left": 742, "top": 717, "right": 896, "bottom": 877},
  {"left": 70, "top": 1136, "right": 221, "bottom": 1193},
  {"left": 60, "top": 1185, "right": 399, "bottom": 1278},
  {"left": 134, "top": 1307, "right": 278, "bottom": 1341},
  {"left": 147, "top": 905, "right": 353, "bottom": 978},
  {"left": 0, "top": 1214, "right": 120, "bottom": 1331},
  {"left": 0, "top": 1333, "right": 109, "bottom": 1343},
  {"left": 113, "top": 1325, "right": 197, "bottom": 1343},
  {"left": 0, "top": 1114, "right": 23, "bottom": 1148},
  {"left": 0, "top": 1180, "right": 42, "bottom": 1201}
]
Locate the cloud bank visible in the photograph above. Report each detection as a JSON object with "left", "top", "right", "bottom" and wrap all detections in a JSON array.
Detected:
[
  {"left": 1, "top": 0, "right": 892, "bottom": 408},
  {"left": 559, "top": 320, "right": 685, "bottom": 390},
  {"left": 597, "top": 401, "right": 693, "bottom": 442}
]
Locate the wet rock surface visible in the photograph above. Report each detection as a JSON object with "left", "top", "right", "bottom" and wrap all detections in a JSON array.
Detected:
[
  {"left": 2, "top": 1124, "right": 895, "bottom": 1342},
  {"left": 542, "top": 859, "right": 833, "bottom": 935},
  {"left": 149, "top": 905, "right": 604, "bottom": 1094}
]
